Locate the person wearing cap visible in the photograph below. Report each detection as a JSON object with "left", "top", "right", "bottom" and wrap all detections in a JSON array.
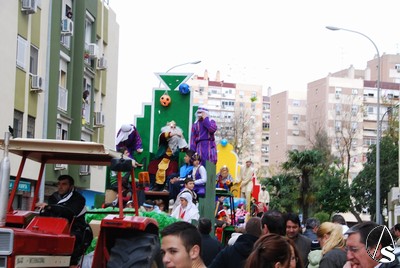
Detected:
[
  {"left": 215, "top": 209, "right": 231, "bottom": 227},
  {"left": 170, "top": 192, "right": 200, "bottom": 223},
  {"left": 238, "top": 159, "right": 255, "bottom": 207},
  {"left": 190, "top": 106, "right": 218, "bottom": 166},
  {"left": 115, "top": 123, "right": 143, "bottom": 158}
]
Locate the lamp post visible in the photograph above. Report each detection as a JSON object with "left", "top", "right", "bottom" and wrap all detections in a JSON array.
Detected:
[
  {"left": 159, "top": 60, "right": 201, "bottom": 88},
  {"left": 326, "top": 26, "right": 382, "bottom": 224}
]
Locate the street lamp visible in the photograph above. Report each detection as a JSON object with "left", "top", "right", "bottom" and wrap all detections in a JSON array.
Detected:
[
  {"left": 326, "top": 26, "right": 382, "bottom": 224},
  {"left": 159, "top": 60, "right": 202, "bottom": 88}
]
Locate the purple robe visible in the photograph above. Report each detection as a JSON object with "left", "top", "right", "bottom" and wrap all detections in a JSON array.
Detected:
[
  {"left": 190, "top": 117, "right": 218, "bottom": 166},
  {"left": 116, "top": 125, "right": 143, "bottom": 158}
]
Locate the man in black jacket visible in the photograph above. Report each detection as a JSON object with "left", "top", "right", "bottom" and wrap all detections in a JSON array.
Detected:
[
  {"left": 198, "top": 217, "right": 223, "bottom": 266},
  {"left": 37, "top": 175, "right": 91, "bottom": 267},
  {"left": 208, "top": 217, "right": 262, "bottom": 268}
]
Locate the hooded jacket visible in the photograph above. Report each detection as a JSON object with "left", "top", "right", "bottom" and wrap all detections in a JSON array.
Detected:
[{"left": 208, "top": 233, "right": 259, "bottom": 268}]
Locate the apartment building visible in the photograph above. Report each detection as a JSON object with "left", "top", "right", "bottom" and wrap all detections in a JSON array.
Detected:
[
  {"left": 268, "top": 90, "right": 307, "bottom": 173},
  {"left": 307, "top": 54, "right": 400, "bottom": 181},
  {"left": 189, "top": 70, "right": 263, "bottom": 166},
  {"left": 0, "top": 0, "right": 119, "bottom": 207},
  {"left": 260, "top": 91, "right": 271, "bottom": 176}
]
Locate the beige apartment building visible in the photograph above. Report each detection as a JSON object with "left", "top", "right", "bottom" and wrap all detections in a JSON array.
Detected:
[
  {"left": 306, "top": 54, "right": 400, "bottom": 181},
  {"left": 189, "top": 70, "right": 263, "bottom": 166},
  {"left": 268, "top": 90, "right": 308, "bottom": 173}
]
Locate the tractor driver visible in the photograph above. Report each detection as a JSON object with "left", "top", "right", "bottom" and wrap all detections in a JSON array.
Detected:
[{"left": 36, "top": 175, "right": 92, "bottom": 267}]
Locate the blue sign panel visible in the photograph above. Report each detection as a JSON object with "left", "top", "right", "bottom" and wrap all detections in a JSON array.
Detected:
[{"left": 9, "top": 180, "right": 31, "bottom": 192}]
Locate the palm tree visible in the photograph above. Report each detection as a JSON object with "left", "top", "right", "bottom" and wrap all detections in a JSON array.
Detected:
[{"left": 282, "top": 149, "right": 323, "bottom": 222}]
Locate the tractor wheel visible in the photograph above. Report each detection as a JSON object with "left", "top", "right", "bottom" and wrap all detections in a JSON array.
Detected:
[{"left": 107, "top": 233, "right": 163, "bottom": 268}]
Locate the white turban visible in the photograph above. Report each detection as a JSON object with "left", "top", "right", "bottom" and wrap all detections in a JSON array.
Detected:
[{"left": 115, "top": 124, "right": 134, "bottom": 145}]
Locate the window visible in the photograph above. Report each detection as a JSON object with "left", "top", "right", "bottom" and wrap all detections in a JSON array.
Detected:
[
  {"left": 293, "top": 130, "right": 300, "bottom": 136},
  {"left": 292, "top": 100, "right": 300, "bottom": 107},
  {"left": 335, "top": 87, "right": 342, "bottom": 99},
  {"left": 56, "top": 122, "right": 68, "bottom": 140},
  {"left": 351, "top": 105, "right": 358, "bottom": 116},
  {"left": 251, "top": 103, "right": 256, "bottom": 111},
  {"left": 352, "top": 89, "right": 358, "bottom": 95},
  {"left": 352, "top": 140, "right": 357, "bottom": 150},
  {"left": 29, "top": 45, "right": 39, "bottom": 75},
  {"left": 27, "top": 116, "right": 35, "bottom": 138},
  {"left": 263, "top": 123, "right": 270, "bottom": 129},
  {"left": 13, "top": 110, "right": 23, "bottom": 138},
  {"left": 239, "top": 91, "right": 244, "bottom": 98},
  {"left": 335, "top": 104, "right": 341, "bottom": 115},
  {"left": 263, "top": 103, "right": 270, "bottom": 110},
  {"left": 82, "top": 77, "right": 92, "bottom": 124},
  {"left": 17, "top": 35, "right": 28, "bottom": 69},
  {"left": 335, "top": 138, "right": 340, "bottom": 148},
  {"left": 251, "top": 91, "right": 257, "bottom": 98},
  {"left": 293, "top": 114, "right": 299, "bottom": 125},
  {"left": 351, "top": 122, "right": 358, "bottom": 132},
  {"left": 368, "top": 106, "right": 374, "bottom": 115},
  {"left": 335, "top": 121, "right": 341, "bottom": 132}
]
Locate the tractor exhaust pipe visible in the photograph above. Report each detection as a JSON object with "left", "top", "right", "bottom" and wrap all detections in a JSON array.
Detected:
[{"left": 0, "top": 132, "right": 11, "bottom": 227}]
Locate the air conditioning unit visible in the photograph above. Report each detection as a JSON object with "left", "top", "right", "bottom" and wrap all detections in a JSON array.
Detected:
[
  {"left": 97, "top": 57, "right": 107, "bottom": 70},
  {"left": 88, "top": 43, "right": 99, "bottom": 58},
  {"left": 21, "top": 0, "right": 37, "bottom": 14},
  {"left": 94, "top": 111, "right": 105, "bottom": 127},
  {"left": 54, "top": 163, "right": 67, "bottom": 170},
  {"left": 31, "top": 75, "right": 43, "bottom": 92},
  {"left": 79, "top": 165, "right": 90, "bottom": 175},
  {"left": 61, "top": 18, "right": 74, "bottom": 36}
]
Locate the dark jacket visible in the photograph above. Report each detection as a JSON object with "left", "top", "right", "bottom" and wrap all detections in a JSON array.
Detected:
[
  {"left": 48, "top": 189, "right": 87, "bottom": 232},
  {"left": 200, "top": 234, "right": 223, "bottom": 266},
  {"left": 208, "top": 233, "right": 259, "bottom": 268},
  {"left": 319, "top": 248, "right": 347, "bottom": 268}
]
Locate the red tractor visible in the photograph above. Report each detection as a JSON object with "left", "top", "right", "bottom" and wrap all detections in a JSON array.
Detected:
[{"left": 0, "top": 133, "right": 163, "bottom": 267}]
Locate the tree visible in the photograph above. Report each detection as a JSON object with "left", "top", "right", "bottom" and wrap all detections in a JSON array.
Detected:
[
  {"left": 282, "top": 149, "right": 323, "bottom": 222},
  {"left": 351, "top": 136, "right": 398, "bottom": 222},
  {"left": 313, "top": 166, "right": 351, "bottom": 215},
  {"left": 265, "top": 174, "right": 300, "bottom": 213},
  {"left": 219, "top": 107, "right": 255, "bottom": 160}
]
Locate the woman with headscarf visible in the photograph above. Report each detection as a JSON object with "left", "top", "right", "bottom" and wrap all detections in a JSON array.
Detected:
[{"left": 170, "top": 192, "right": 199, "bottom": 223}]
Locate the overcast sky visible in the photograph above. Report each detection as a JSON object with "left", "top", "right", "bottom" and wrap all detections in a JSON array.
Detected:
[{"left": 109, "top": 0, "right": 400, "bottom": 131}]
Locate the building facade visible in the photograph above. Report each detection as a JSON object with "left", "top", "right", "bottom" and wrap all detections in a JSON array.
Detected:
[
  {"left": 189, "top": 70, "right": 263, "bottom": 167},
  {"left": 0, "top": 0, "right": 119, "bottom": 208}
]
